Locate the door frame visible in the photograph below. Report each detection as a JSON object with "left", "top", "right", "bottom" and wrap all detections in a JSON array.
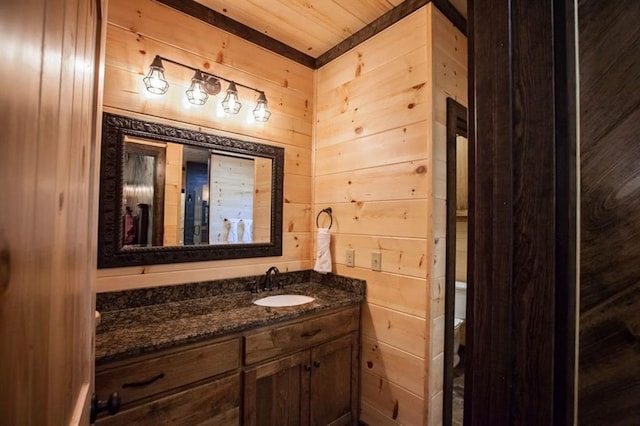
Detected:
[{"left": 466, "top": 0, "right": 578, "bottom": 424}]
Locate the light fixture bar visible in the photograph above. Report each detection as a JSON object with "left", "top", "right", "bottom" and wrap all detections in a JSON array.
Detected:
[
  {"left": 155, "top": 55, "right": 263, "bottom": 95},
  {"left": 144, "top": 55, "right": 271, "bottom": 121}
]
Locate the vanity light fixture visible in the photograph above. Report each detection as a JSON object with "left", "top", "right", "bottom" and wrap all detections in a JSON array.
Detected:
[
  {"left": 142, "top": 56, "right": 169, "bottom": 94},
  {"left": 221, "top": 82, "right": 241, "bottom": 114},
  {"left": 253, "top": 92, "right": 272, "bottom": 122},
  {"left": 185, "top": 70, "right": 208, "bottom": 105},
  {"left": 143, "top": 55, "right": 271, "bottom": 122}
]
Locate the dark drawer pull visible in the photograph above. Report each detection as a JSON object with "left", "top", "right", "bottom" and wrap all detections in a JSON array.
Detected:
[
  {"left": 301, "top": 328, "right": 321, "bottom": 338},
  {"left": 122, "top": 372, "right": 165, "bottom": 388}
]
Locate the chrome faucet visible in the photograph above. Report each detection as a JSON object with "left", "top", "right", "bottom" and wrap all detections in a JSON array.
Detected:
[{"left": 262, "top": 266, "right": 281, "bottom": 291}]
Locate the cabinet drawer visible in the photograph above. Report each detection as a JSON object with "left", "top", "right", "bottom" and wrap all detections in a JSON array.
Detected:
[
  {"left": 244, "top": 306, "right": 359, "bottom": 365},
  {"left": 96, "top": 373, "right": 240, "bottom": 426},
  {"left": 96, "top": 338, "right": 240, "bottom": 406}
]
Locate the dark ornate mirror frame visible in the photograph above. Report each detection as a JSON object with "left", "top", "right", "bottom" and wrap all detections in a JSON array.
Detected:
[{"left": 97, "top": 112, "right": 284, "bottom": 268}]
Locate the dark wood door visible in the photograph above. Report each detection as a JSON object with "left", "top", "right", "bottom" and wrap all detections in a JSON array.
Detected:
[
  {"left": 0, "top": 0, "right": 101, "bottom": 423},
  {"left": 578, "top": 0, "right": 640, "bottom": 423},
  {"left": 309, "top": 333, "right": 358, "bottom": 426},
  {"left": 243, "top": 351, "right": 311, "bottom": 426}
]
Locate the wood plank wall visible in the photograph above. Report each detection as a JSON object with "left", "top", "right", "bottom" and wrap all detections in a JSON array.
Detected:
[
  {"left": 96, "top": 0, "right": 314, "bottom": 291},
  {"left": 0, "top": 0, "right": 100, "bottom": 423},
  {"left": 315, "top": 5, "right": 466, "bottom": 424},
  {"left": 578, "top": 0, "right": 640, "bottom": 423}
]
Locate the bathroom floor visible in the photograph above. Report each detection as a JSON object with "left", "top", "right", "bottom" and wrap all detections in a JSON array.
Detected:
[{"left": 452, "top": 346, "right": 465, "bottom": 426}]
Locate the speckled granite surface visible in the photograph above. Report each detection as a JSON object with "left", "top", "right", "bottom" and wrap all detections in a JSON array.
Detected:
[{"left": 96, "top": 271, "right": 365, "bottom": 365}]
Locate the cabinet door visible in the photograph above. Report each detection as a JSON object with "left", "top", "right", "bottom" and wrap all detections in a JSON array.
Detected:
[
  {"left": 243, "top": 351, "right": 311, "bottom": 426},
  {"left": 96, "top": 373, "right": 240, "bottom": 426},
  {"left": 309, "top": 333, "right": 359, "bottom": 426}
]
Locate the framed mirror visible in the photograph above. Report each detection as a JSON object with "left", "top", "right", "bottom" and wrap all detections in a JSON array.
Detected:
[
  {"left": 444, "top": 98, "right": 469, "bottom": 425},
  {"left": 98, "top": 112, "right": 284, "bottom": 268}
]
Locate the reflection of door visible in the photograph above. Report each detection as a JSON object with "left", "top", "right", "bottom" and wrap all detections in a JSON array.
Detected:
[
  {"left": 124, "top": 142, "right": 166, "bottom": 247},
  {"left": 0, "top": 0, "right": 101, "bottom": 422},
  {"left": 184, "top": 161, "right": 209, "bottom": 245}
]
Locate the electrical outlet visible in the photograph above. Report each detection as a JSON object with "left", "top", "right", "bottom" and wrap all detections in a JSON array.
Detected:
[
  {"left": 345, "top": 249, "right": 355, "bottom": 267},
  {"left": 371, "top": 252, "right": 382, "bottom": 272}
]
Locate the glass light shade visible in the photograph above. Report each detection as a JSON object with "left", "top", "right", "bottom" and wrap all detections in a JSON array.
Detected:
[
  {"left": 222, "top": 82, "right": 242, "bottom": 114},
  {"left": 143, "top": 56, "right": 169, "bottom": 95},
  {"left": 253, "top": 92, "right": 271, "bottom": 122},
  {"left": 185, "top": 70, "right": 208, "bottom": 105}
]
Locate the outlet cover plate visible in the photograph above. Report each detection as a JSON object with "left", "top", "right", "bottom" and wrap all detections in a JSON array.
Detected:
[
  {"left": 371, "top": 252, "right": 381, "bottom": 271},
  {"left": 345, "top": 249, "right": 355, "bottom": 267}
]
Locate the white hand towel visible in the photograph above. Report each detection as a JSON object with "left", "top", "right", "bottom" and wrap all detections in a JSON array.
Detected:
[
  {"left": 227, "top": 218, "right": 240, "bottom": 243},
  {"left": 314, "top": 227, "right": 332, "bottom": 274},
  {"left": 242, "top": 219, "right": 253, "bottom": 243}
]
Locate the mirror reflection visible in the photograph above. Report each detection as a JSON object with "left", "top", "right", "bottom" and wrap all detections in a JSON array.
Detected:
[
  {"left": 444, "top": 98, "right": 468, "bottom": 426},
  {"left": 121, "top": 137, "right": 272, "bottom": 248},
  {"left": 98, "top": 112, "right": 284, "bottom": 268}
]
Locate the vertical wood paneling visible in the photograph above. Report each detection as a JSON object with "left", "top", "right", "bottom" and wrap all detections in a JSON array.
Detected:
[
  {"left": 0, "top": 0, "right": 99, "bottom": 422},
  {"left": 455, "top": 218, "right": 468, "bottom": 281},
  {"left": 578, "top": 0, "right": 640, "bottom": 424},
  {"left": 163, "top": 142, "right": 182, "bottom": 245},
  {"left": 96, "top": 0, "right": 314, "bottom": 291},
  {"left": 253, "top": 157, "right": 272, "bottom": 243}
]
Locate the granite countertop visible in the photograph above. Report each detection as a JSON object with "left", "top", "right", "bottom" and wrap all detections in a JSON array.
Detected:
[{"left": 96, "top": 276, "right": 364, "bottom": 365}]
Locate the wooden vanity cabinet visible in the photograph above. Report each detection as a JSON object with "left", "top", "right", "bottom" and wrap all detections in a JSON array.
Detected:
[
  {"left": 95, "top": 305, "right": 360, "bottom": 426},
  {"left": 96, "top": 374, "right": 240, "bottom": 425},
  {"left": 95, "top": 337, "right": 241, "bottom": 425},
  {"left": 243, "top": 306, "right": 360, "bottom": 426}
]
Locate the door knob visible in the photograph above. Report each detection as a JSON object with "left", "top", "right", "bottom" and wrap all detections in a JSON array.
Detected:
[{"left": 90, "top": 392, "right": 121, "bottom": 423}]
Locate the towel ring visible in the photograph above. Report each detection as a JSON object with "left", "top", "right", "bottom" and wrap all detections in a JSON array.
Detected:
[{"left": 316, "top": 207, "right": 333, "bottom": 229}]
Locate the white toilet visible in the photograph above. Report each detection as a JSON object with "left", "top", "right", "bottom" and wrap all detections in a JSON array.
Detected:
[{"left": 453, "top": 280, "right": 467, "bottom": 368}]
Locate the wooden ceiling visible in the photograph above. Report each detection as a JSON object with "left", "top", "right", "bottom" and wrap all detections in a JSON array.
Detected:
[
  {"left": 194, "top": 0, "right": 406, "bottom": 57},
  {"left": 159, "top": 0, "right": 466, "bottom": 68}
]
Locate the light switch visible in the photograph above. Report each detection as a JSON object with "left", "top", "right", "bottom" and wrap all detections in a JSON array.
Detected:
[
  {"left": 371, "top": 252, "right": 381, "bottom": 272},
  {"left": 345, "top": 249, "right": 355, "bottom": 267}
]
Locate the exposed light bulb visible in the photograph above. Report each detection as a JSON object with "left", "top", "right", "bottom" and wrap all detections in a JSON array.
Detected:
[
  {"left": 143, "top": 56, "right": 169, "bottom": 94},
  {"left": 253, "top": 92, "right": 271, "bottom": 122},
  {"left": 185, "top": 70, "right": 208, "bottom": 105},
  {"left": 222, "top": 82, "right": 242, "bottom": 114}
]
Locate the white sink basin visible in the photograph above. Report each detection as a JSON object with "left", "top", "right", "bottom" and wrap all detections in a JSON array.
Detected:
[{"left": 253, "top": 294, "right": 315, "bottom": 307}]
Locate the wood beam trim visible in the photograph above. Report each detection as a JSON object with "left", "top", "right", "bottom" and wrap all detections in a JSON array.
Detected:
[
  {"left": 154, "top": 0, "right": 316, "bottom": 68},
  {"left": 155, "top": 0, "right": 466, "bottom": 69},
  {"left": 316, "top": 0, "right": 467, "bottom": 68}
]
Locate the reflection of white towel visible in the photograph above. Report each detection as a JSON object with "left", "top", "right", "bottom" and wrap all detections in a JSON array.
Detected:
[
  {"left": 238, "top": 220, "right": 245, "bottom": 241},
  {"left": 314, "top": 227, "right": 332, "bottom": 274},
  {"left": 227, "top": 218, "right": 240, "bottom": 243},
  {"left": 242, "top": 219, "right": 253, "bottom": 243}
]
